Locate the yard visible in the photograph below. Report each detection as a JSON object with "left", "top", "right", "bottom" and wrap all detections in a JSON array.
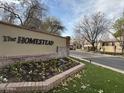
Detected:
[{"left": 47, "top": 58, "right": 124, "bottom": 93}]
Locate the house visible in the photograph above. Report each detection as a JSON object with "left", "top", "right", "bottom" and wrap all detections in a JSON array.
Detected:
[
  {"left": 81, "top": 34, "right": 124, "bottom": 54},
  {"left": 99, "top": 36, "right": 123, "bottom": 54}
]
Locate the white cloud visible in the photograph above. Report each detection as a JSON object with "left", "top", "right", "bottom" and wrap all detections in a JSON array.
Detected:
[
  {"left": 60, "top": 0, "right": 124, "bottom": 20},
  {"left": 93, "top": 0, "right": 124, "bottom": 20}
]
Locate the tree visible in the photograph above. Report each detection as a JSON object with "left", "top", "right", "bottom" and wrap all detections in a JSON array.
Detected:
[
  {"left": 0, "top": 0, "right": 64, "bottom": 35},
  {"left": 22, "top": 0, "right": 47, "bottom": 30},
  {"left": 113, "top": 15, "right": 124, "bottom": 54},
  {"left": 0, "top": 2, "right": 23, "bottom": 25},
  {"left": 0, "top": 0, "right": 46, "bottom": 29},
  {"left": 113, "top": 17, "right": 124, "bottom": 37},
  {"left": 75, "top": 12, "right": 109, "bottom": 51},
  {"left": 42, "top": 17, "right": 65, "bottom": 35}
]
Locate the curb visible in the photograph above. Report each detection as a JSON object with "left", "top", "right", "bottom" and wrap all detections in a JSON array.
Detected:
[{"left": 70, "top": 55, "right": 124, "bottom": 74}]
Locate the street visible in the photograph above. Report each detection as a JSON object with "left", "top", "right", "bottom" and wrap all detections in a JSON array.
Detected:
[{"left": 70, "top": 50, "right": 124, "bottom": 71}]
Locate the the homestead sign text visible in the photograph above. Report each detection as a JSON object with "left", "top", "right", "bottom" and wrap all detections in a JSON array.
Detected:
[{"left": 2, "top": 36, "right": 54, "bottom": 45}]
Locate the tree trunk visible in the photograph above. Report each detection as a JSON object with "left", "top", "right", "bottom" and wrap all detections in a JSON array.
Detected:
[
  {"left": 91, "top": 42, "right": 95, "bottom": 51},
  {"left": 122, "top": 46, "right": 124, "bottom": 55}
]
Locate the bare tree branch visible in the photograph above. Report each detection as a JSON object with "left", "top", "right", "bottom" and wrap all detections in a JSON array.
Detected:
[
  {"left": 75, "top": 12, "right": 109, "bottom": 51},
  {"left": 0, "top": 3, "right": 23, "bottom": 25}
]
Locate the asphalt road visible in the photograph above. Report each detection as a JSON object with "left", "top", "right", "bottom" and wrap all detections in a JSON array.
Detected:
[{"left": 70, "top": 50, "right": 124, "bottom": 71}]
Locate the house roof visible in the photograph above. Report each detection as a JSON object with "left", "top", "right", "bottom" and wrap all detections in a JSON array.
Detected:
[{"left": 99, "top": 32, "right": 119, "bottom": 42}]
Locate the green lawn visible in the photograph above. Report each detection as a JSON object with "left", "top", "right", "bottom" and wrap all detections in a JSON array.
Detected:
[{"left": 48, "top": 58, "right": 124, "bottom": 93}]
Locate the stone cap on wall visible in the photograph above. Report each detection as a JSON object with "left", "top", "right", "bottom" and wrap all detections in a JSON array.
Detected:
[{"left": 0, "top": 21, "right": 66, "bottom": 39}]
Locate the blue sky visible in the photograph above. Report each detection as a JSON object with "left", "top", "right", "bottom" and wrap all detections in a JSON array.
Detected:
[
  {"left": 1, "top": 0, "right": 124, "bottom": 37},
  {"left": 43, "top": 0, "right": 95, "bottom": 36},
  {"left": 42, "top": 0, "right": 124, "bottom": 37}
]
